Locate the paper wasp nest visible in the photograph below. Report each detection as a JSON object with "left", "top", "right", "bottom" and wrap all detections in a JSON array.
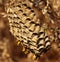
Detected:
[{"left": 5, "top": 0, "right": 60, "bottom": 59}]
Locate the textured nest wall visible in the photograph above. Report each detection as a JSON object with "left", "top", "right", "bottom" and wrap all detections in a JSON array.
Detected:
[{"left": 0, "top": 0, "right": 60, "bottom": 62}]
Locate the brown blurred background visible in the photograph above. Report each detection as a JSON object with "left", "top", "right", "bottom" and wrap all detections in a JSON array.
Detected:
[{"left": 0, "top": 0, "right": 60, "bottom": 62}]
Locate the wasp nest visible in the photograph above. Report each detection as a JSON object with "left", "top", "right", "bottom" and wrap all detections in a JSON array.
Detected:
[{"left": 5, "top": 0, "right": 60, "bottom": 59}]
